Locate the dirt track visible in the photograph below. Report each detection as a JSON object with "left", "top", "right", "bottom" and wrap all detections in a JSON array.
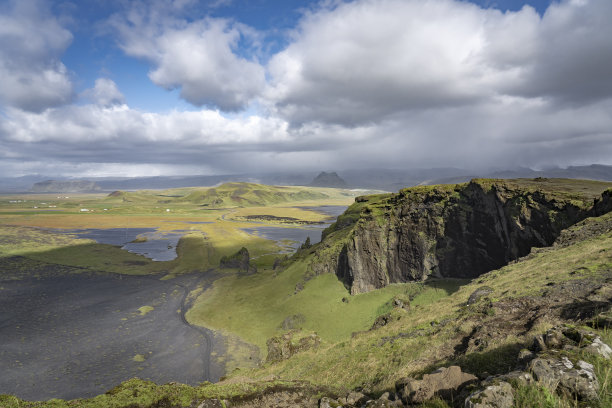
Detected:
[{"left": 0, "top": 258, "right": 223, "bottom": 401}]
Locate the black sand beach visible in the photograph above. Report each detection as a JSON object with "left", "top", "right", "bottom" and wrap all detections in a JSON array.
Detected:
[{"left": 0, "top": 258, "right": 222, "bottom": 401}]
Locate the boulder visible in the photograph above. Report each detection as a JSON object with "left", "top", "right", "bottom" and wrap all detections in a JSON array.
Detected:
[
  {"left": 585, "top": 337, "right": 612, "bottom": 360},
  {"left": 464, "top": 381, "right": 514, "bottom": 408},
  {"left": 395, "top": 365, "right": 477, "bottom": 404},
  {"left": 266, "top": 331, "right": 321, "bottom": 363},
  {"left": 517, "top": 349, "right": 536, "bottom": 367},
  {"left": 528, "top": 357, "right": 599, "bottom": 401},
  {"left": 371, "top": 313, "right": 392, "bottom": 330},
  {"left": 272, "top": 257, "right": 285, "bottom": 270},
  {"left": 392, "top": 296, "right": 410, "bottom": 310},
  {"left": 344, "top": 391, "right": 367, "bottom": 406},
  {"left": 531, "top": 326, "right": 611, "bottom": 356},
  {"left": 467, "top": 286, "right": 493, "bottom": 305},
  {"left": 492, "top": 370, "right": 533, "bottom": 387},
  {"left": 318, "top": 397, "right": 340, "bottom": 408}
]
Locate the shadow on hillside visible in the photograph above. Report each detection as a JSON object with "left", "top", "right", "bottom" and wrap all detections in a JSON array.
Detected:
[
  {"left": 423, "top": 278, "right": 469, "bottom": 296},
  {"left": 415, "top": 341, "right": 525, "bottom": 381},
  {"left": 560, "top": 298, "right": 612, "bottom": 321}
]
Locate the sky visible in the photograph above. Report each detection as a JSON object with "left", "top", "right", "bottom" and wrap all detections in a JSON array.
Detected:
[{"left": 0, "top": 0, "right": 611, "bottom": 178}]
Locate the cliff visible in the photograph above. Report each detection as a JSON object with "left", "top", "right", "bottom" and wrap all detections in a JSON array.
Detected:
[{"left": 311, "top": 178, "right": 612, "bottom": 294}]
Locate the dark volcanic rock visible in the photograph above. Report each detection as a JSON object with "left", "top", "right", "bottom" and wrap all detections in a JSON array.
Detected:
[
  {"left": 592, "top": 188, "right": 612, "bottom": 216},
  {"left": 312, "top": 179, "right": 600, "bottom": 294},
  {"left": 219, "top": 247, "right": 256, "bottom": 274},
  {"left": 467, "top": 286, "right": 494, "bottom": 305},
  {"left": 309, "top": 171, "right": 348, "bottom": 188}
]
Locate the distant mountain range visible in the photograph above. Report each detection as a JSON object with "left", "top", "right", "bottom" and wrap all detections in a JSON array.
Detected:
[
  {"left": 30, "top": 180, "right": 102, "bottom": 193},
  {"left": 1, "top": 164, "right": 611, "bottom": 193}
]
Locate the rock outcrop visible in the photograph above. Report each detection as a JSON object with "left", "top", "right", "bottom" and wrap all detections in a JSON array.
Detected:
[
  {"left": 464, "top": 381, "right": 514, "bottom": 408},
  {"left": 266, "top": 330, "right": 321, "bottom": 363},
  {"left": 219, "top": 247, "right": 257, "bottom": 274},
  {"left": 459, "top": 325, "right": 610, "bottom": 408},
  {"left": 395, "top": 366, "right": 477, "bottom": 404},
  {"left": 312, "top": 179, "right": 604, "bottom": 294}
]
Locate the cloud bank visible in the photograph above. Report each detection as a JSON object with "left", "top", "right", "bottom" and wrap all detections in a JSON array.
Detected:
[{"left": 1, "top": 0, "right": 611, "bottom": 177}]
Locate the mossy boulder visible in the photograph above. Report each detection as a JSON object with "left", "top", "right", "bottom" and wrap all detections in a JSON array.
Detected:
[
  {"left": 266, "top": 330, "right": 321, "bottom": 363},
  {"left": 219, "top": 247, "right": 256, "bottom": 274}
]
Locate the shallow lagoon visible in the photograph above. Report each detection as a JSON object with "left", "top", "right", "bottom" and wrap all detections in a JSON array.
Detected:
[
  {"left": 296, "top": 205, "right": 348, "bottom": 218},
  {"left": 54, "top": 228, "right": 183, "bottom": 261},
  {"left": 242, "top": 205, "right": 348, "bottom": 251},
  {"left": 242, "top": 225, "right": 328, "bottom": 251}
]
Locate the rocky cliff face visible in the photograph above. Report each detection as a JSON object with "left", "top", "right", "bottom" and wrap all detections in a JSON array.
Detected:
[{"left": 311, "top": 179, "right": 609, "bottom": 294}]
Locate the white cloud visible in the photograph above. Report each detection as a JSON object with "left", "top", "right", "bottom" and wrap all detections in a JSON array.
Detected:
[
  {"left": 82, "top": 78, "right": 126, "bottom": 107},
  {"left": 2, "top": 0, "right": 612, "bottom": 178},
  {"left": 108, "top": 4, "right": 265, "bottom": 111},
  {"left": 0, "top": 102, "right": 294, "bottom": 173},
  {"left": 0, "top": 0, "right": 73, "bottom": 112},
  {"left": 266, "top": 0, "right": 499, "bottom": 125},
  {"left": 265, "top": 0, "right": 612, "bottom": 126}
]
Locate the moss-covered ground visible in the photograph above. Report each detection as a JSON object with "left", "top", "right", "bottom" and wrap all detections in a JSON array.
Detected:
[{"left": 186, "top": 258, "right": 465, "bottom": 352}]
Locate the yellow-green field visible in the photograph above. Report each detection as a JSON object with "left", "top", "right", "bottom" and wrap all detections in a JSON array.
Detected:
[{"left": 0, "top": 183, "right": 361, "bottom": 278}]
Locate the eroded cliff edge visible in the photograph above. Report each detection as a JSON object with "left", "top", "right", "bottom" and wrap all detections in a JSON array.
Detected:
[{"left": 311, "top": 178, "right": 612, "bottom": 294}]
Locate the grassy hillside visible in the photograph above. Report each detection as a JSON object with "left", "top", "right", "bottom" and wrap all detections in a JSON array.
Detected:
[
  {"left": 4, "top": 187, "right": 611, "bottom": 407},
  {"left": 241, "top": 211, "right": 612, "bottom": 391},
  {"left": 186, "top": 257, "right": 464, "bottom": 352},
  {"left": 185, "top": 179, "right": 612, "bottom": 369},
  {"left": 3, "top": 179, "right": 612, "bottom": 407}
]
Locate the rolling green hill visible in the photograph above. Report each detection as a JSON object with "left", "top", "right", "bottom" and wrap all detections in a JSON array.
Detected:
[
  {"left": 105, "top": 182, "right": 331, "bottom": 208},
  {"left": 177, "top": 182, "right": 329, "bottom": 207}
]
